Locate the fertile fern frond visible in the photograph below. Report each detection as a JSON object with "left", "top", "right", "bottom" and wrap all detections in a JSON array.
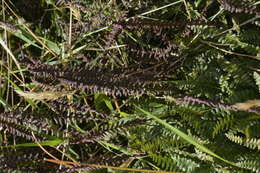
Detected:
[
  {"left": 48, "top": 98, "right": 110, "bottom": 123},
  {"left": 2, "top": 0, "right": 260, "bottom": 172},
  {"left": 23, "top": 58, "right": 173, "bottom": 97},
  {"left": 116, "top": 18, "right": 222, "bottom": 31},
  {"left": 0, "top": 111, "right": 49, "bottom": 141},
  {"left": 0, "top": 148, "right": 59, "bottom": 172},
  {"left": 219, "top": 0, "right": 260, "bottom": 15},
  {"left": 175, "top": 96, "right": 260, "bottom": 114},
  {"left": 127, "top": 41, "right": 179, "bottom": 61},
  {"left": 57, "top": 166, "right": 99, "bottom": 173}
]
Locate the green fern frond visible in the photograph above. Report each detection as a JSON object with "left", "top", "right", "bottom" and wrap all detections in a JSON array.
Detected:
[
  {"left": 213, "top": 113, "right": 235, "bottom": 137},
  {"left": 225, "top": 131, "right": 260, "bottom": 150},
  {"left": 236, "top": 157, "right": 260, "bottom": 173},
  {"left": 240, "top": 28, "right": 260, "bottom": 46},
  {"left": 219, "top": 32, "right": 260, "bottom": 55},
  {"left": 194, "top": 149, "right": 214, "bottom": 163},
  {"left": 151, "top": 153, "right": 200, "bottom": 173},
  {"left": 72, "top": 118, "right": 145, "bottom": 144}
]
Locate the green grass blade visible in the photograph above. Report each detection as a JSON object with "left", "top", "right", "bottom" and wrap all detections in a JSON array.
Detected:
[
  {"left": 39, "top": 37, "right": 61, "bottom": 54},
  {"left": 0, "top": 96, "right": 11, "bottom": 110},
  {"left": 14, "top": 32, "right": 42, "bottom": 49},
  {"left": 1, "top": 139, "right": 63, "bottom": 148}
]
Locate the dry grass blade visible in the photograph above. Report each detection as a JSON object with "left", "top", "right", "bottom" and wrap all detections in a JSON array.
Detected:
[
  {"left": 235, "top": 100, "right": 260, "bottom": 110},
  {"left": 15, "top": 90, "right": 74, "bottom": 100},
  {"left": 0, "top": 39, "right": 24, "bottom": 81}
]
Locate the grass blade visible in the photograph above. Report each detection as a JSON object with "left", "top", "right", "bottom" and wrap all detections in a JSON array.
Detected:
[
  {"left": 1, "top": 139, "right": 63, "bottom": 148},
  {"left": 0, "top": 38, "right": 24, "bottom": 81}
]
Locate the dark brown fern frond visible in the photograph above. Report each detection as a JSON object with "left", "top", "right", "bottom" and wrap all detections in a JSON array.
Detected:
[
  {"left": 23, "top": 59, "right": 173, "bottom": 97},
  {"left": 0, "top": 111, "right": 49, "bottom": 141},
  {"left": 127, "top": 41, "right": 178, "bottom": 61},
  {"left": 48, "top": 98, "right": 110, "bottom": 123},
  {"left": 219, "top": 0, "right": 260, "bottom": 15},
  {"left": 59, "top": 69, "right": 172, "bottom": 96},
  {"left": 0, "top": 148, "right": 59, "bottom": 172},
  {"left": 117, "top": 18, "right": 222, "bottom": 30},
  {"left": 176, "top": 96, "right": 260, "bottom": 114},
  {"left": 57, "top": 166, "right": 100, "bottom": 173},
  {"left": 118, "top": 18, "right": 183, "bottom": 30},
  {"left": 105, "top": 17, "right": 222, "bottom": 64},
  {"left": 105, "top": 17, "right": 221, "bottom": 48},
  {"left": 26, "top": 61, "right": 64, "bottom": 80},
  {"left": 31, "top": 76, "right": 60, "bottom": 90}
]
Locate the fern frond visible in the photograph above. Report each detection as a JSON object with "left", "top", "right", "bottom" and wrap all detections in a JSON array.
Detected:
[
  {"left": 24, "top": 60, "right": 172, "bottom": 97},
  {"left": 236, "top": 155, "right": 260, "bottom": 173},
  {"left": 175, "top": 96, "right": 260, "bottom": 114},
  {"left": 141, "top": 136, "right": 188, "bottom": 154},
  {"left": 151, "top": 153, "right": 199, "bottom": 173},
  {"left": 48, "top": 98, "right": 110, "bottom": 123},
  {"left": 58, "top": 166, "right": 99, "bottom": 173},
  {"left": 127, "top": 42, "right": 179, "bottom": 61},
  {"left": 194, "top": 149, "right": 214, "bottom": 163},
  {"left": 117, "top": 18, "right": 221, "bottom": 30},
  {"left": 0, "top": 148, "right": 59, "bottom": 172},
  {"left": 219, "top": 0, "right": 260, "bottom": 15},
  {"left": 0, "top": 112, "right": 48, "bottom": 141},
  {"left": 71, "top": 119, "right": 146, "bottom": 144},
  {"left": 240, "top": 28, "right": 260, "bottom": 47},
  {"left": 225, "top": 131, "right": 260, "bottom": 150},
  {"left": 213, "top": 113, "right": 235, "bottom": 137},
  {"left": 220, "top": 33, "right": 260, "bottom": 55}
]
